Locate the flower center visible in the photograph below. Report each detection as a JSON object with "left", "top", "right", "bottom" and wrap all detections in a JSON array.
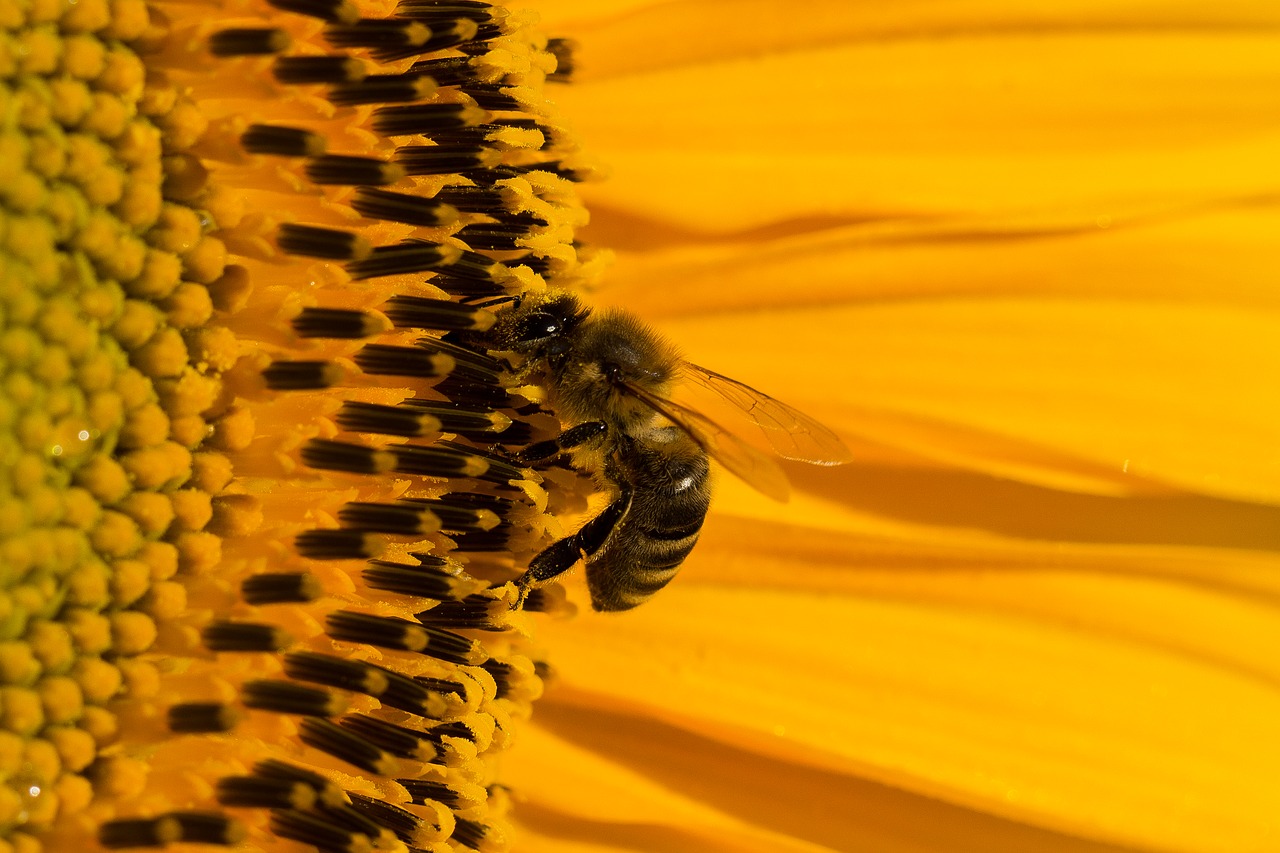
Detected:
[{"left": 2, "top": 0, "right": 592, "bottom": 850}]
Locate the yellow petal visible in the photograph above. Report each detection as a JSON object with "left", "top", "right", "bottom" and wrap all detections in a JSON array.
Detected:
[
  {"left": 546, "top": 18, "right": 1280, "bottom": 233},
  {"left": 514, "top": 699, "right": 1143, "bottom": 853},
  {"left": 636, "top": 300, "right": 1280, "bottom": 504},
  {"left": 527, "top": 573, "right": 1280, "bottom": 852},
  {"left": 696, "top": 508, "right": 1280, "bottom": 677},
  {"left": 542, "top": 1, "right": 1280, "bottom": 79},
  {"left": 590, "top": 206, "right": 1280, "bottom": 317}
]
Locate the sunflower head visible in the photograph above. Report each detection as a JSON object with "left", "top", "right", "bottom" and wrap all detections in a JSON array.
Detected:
[{"left": 2, "top": 0, "right": 604, "bottom": 849}]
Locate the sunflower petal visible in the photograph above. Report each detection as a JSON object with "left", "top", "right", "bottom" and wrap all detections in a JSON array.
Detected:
[
  {"left": 514, "top": 697, "right": 1144, "bottom": 853},
  {"left": 551, "top": 25, "right": 1280, "bottom": 233},
  {"left": 530, "top": 574, "right": 1280, "bottom": 852},
  {"left": 640, "top": 300, "right": 1280, "bottom": 504}
]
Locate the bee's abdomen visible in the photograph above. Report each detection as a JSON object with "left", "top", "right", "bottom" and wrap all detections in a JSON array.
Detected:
[{"left": 587, "top": 446, "right": 711, "bottom": 611}]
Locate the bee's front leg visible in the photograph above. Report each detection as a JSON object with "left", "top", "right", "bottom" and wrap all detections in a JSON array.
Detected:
[
  {"left": 510, "top": 465, "right": 633, "bottom": 607},
  {"left": 512, "top": 420, "right": 607, "bottom": 465}
]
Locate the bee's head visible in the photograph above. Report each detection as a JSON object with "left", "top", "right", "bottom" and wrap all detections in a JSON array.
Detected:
[{"left": 498, "top": 293, "right": 590, "bottom": 368}]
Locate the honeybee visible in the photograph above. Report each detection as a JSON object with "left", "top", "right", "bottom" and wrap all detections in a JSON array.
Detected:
[{"left": 482, "top": 291, "right": 852, "bottom": 611}]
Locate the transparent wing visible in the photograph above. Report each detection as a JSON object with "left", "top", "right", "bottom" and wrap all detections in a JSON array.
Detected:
[
  {"left": 622, "top": 380, "right": 792, "bottom": 502},
  {"left": 684, "top": 363, "right": 854, "bottom": 465}
]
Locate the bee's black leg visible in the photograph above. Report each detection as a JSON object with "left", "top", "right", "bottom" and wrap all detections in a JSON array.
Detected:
[
  {"left": 514, "top": 420, "right": 607, "bottom": 465},
  {"left": 511, "top": 468, "right": 633, "bottom": 607}
]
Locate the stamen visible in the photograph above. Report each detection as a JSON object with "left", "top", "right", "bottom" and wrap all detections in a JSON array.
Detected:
[
  {"left": 394, "top": 144, "right": 503, "bottom": 176},
  {"left": 263, "top": 360, "right": 345, "bottom": 391},
  {"left": 241, "top": 125, "right": 328, "bottom": 157},
  {"left": 276, "top": 224, "right": 372, "bottom": 260},
  {"left": 433, "top": 183, "right": 511, "bottom": 213},
  {"left": 282, "top": 653, "right": 473, "bottom": 719},
  {"left": 362, "top": 559, "right": 487, "bottom": 600},
  {"left": 99, "top": 818, "right": 179, "bottom": 849},
  {"left": 338, "top": 400, "right": 516, "bottom": 439},
  {"left": 416, "top": 594, "right": 508, "bottom": 630},
  {"left": 369, "top": 18, "right": 480, "bottom": 61},
  {"left": 338, "top": 501, "right": 444, "bottom": 536},
  {"left": 395, "top": 0, "right": 502, "bottom": 25},
  {"left": 242, "top": 679, "right": 349, "bottom": 716},
  {"left": 413, "top": 336, "right": 504, "bottom": 381},
  {"left": 455, "top": 222, "right": 534, "bottom": 251},
  {"left": 295, "top": 528, "right": 385, "bottom": 559},
  {"left": 172, "top": 812, "right": 246, "bottom": 845},
  {"left": 216, "top": 775, "right": 318, "bottom": 810},
  {"left": 483, "top": 210, "right": 550, "bottom": 228},
  {"left": 272, "top": 55, "right": 367, "bottom": 85},
  {"left": 209, "top": 28, "right": 290, "bottom": 57},
  {"left": 430, "top": 120, "right": 547, "bottom": 149},
  {"left": 376, "top": 667, "right": 456, "bottom": 717},
  {"left": 347, "top": 790, "right": 448, "bottom": 844},
  {"left": 453, "top": 815, "right": 505, "bottom": 853},
  {"left": 354, "top": 343, "right": 456, "bottom": 378},
  {"left": 428, "top": 490, "right": 517, "bottom": 516},
  {"left": 254, "top": 759, "right": 349, "bottom": 808},
  {"left": 399, "top": 778, "right": 485, "bottom": 811},
  {"left": 457, "top": 83, "right": 532, "bottom": 112},
  {"left": 339, "top": 715, "right": 438, "bottom": 761},
  {"left": 336, "top": 401, "right": 442, "bottom": 437},
  {"left": 326, "top": 609, "right": 486, "bottom": 660},
  {"left": 426, "top": 273, "right": 510, "bottom": 298},
  {"left": 390, "top": 442, "right": 526, "bottom": 484},
  {"left": 412, "top": 673, "right": 482, "bottom": 714},
  {"left": 384, "top": 295, "right": 497, "bottom": 331},
  {"left": 481, "top": 657, "right": 540, "bottom": 702},
  {"left": 407, "top": 56, "right": 486, "bottom": 86},
  {"left": 431, "top": 715, "right": 496, "bottom": 747},
  {"left": 434, "top": 373, "right": 514, "bottom": 407},
  {"left": 398, "top": 496, "right": 502, "bottom": 532},
  {"left": 323, "top": 19, "right": 435, "bottom": 50},
  {"left": 284, "top": 650, "right": 391, "bottom": 697},
  {"left": 241, "top": 571, "right": 322, "bottom": 604},
  {"left": 100, "top": 814, "right": 245, "bottom": 849},
  {"left": 372, "top": 102, "right": 486, "bottom": 136},
  {"left": 167, "top": 702, "right": 240, "bottom": 733},
  {"left": 451, "top": 522, "right": 515, "bottom": 552},
  {"left": 465, "top": 160, "right": 591, "bottom": 184},
  {"left": 304, "top": 154, "right": 406, "bottom": 186},
  {"left": 316, "top": 801, "right": 400, "bottom": 848},
  {"left": 297, "top": 717, "right": 397, "bottom": 775},
  {"left": 292, "top": 307, "right": 390, "bottom": 339},
  {"left": 437, "top": 248, "right": 508, "bottom": 283},
  {"left": 457, "top": 26, "right": 510, "bottom": 51},
  {"left": 546, "top": 37, "right": 577, "bottom": 82},
  {"left": 269, "top": 810, "right": 370, "bottom": 853},
  {"left": 345, "top": 240, "right": 463, "bottom": 280},
  {"left": 351, "top": 187, "right": 461, "bottom": 226},
  {"left": 328, "top": 73, "right": 438, "bottom": 107},
  {"left": 266, "top": 0, "right": 361, "bottom": 24},
  {"left": 201, "top": 621, "right": 294, "bottom": 652},
  {"left": 300, "top": 439, "right": 397, "bottom": 475}
]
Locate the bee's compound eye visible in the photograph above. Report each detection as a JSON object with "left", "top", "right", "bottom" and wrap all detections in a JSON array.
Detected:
[{"left": 517, "top": 312, "right": 563, "bottom": 344}]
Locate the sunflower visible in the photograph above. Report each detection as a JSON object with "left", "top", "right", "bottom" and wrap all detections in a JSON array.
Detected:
[{"left": 3, "top": 1, "right": 1279, "bottom": 852}]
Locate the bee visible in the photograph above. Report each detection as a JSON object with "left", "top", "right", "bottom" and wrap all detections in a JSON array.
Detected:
[{"left": 482, "top": 291, "right": 852, "bottom": 611}]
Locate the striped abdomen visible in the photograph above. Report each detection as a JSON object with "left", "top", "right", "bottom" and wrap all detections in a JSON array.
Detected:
[{"left": 586, "top": 435, "right": 712, "bottom": 611}]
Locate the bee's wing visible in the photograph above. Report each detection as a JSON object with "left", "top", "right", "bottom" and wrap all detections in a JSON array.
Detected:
[
  {"left": 622, "top": 381, "right": 793, "bottom": 502},
  {"left": 684, "top": 363, "right": 854, "bottom": 465}
]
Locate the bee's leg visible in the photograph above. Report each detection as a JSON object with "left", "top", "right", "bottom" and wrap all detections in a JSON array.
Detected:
[
  {"left": 513, "top": 421, "right": 607, "bottom": 465},
  {"left": 511, "top": 470, "right": 633, "bottom": 607}
]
